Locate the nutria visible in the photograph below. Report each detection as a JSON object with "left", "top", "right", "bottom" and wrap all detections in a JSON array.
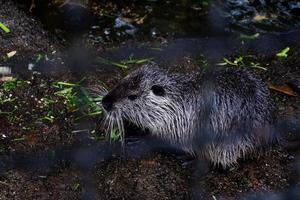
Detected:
[{"left": 101, "top": 64, "right": 278, "bottom": 167}]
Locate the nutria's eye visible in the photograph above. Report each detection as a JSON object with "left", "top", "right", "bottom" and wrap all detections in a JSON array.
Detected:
[
  {"left": 151, "top": 85, "right": 165, "bottom": 96},
  {"left": 128, "top": 95, "right": 138, "bottom": 101}
]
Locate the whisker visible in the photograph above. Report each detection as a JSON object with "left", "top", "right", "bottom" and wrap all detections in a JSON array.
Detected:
[
  {"left": 100, "top": 115, "right": 109, "bottom": 129},
  {"left": 115, "top": 112, "right": 124, "bottom": 146},
  {"left": 118, "top": 110, "right": 125, "bottom": 147}
]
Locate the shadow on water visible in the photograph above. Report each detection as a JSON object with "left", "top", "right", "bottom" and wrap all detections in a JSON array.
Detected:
[
  {"left": 4, "top": 28, "right": 300, "bottom": 79},
  {"left": 6, "top": 0, "right": 300, "bottom": 76},
  {"left": 14, "top": 0, "right": 300, "bottom": 41}
]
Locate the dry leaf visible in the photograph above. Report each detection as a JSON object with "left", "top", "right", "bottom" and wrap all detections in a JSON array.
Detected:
[
  {"left": 136, "top": 15, "right": 147, "bottom": 24},
  {"left": 268, "top": 83, "right": 298, "bottom": 97},
  {"left": 0, "top": 66, "right": 11, "bottom": 75},
  {"left": 121, "top": 17, "right": 134, "bottom": 23},
  {"left": 7, "top": 51, "right": 17, "bottom": 58},
  {"left": 0, "top": 76, "right": 13, "bottom": 82},
  {"left": 252, "top": 14, "right": 267, "bottom": 22}
]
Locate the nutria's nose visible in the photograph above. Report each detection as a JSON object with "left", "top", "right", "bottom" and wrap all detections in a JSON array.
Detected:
[{"left": 102, "top": 95, "right": 114, "bottom": 112}]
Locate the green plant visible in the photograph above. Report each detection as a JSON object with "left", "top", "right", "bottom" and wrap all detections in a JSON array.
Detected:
[
  {"left": 53, "top": 80, "right": 104, "bottom": 119},
  {"left": 13, "top": 136, "right": 26, "bottom": 142},
  {"left": 202, "top": 0, "right": 209, "bottom": 6},
  {"left": 78, "top": 87, "right": 103, "bottom": 118},
  {"left": 110, "top": 128, "right": 121, "bottom": 142},
  {"left": 240, "top": 33, "right": 260, "bottom": 40},
  {"left": 40, "top": 97, "right": 56, "bottom": 107},
  {"left": 249, "top": 62, "right": 267, "bottom": 71},
  {"left": 0, "top": 94, "right": 16, "bottom": 105},
  {"left": 53, "top": 81, "right": 79, "bottom": 111},
  {"left": 0, "top": 22, "right": 10, "bottom": 33},
  {"left": 97, "top": 56, "right": 153, "bottom": 69},
  {"left": 2, "top": 78, "right": 26, "bottom": 92},
  {"left": 42, "top": 111, "right": 55, "bottom": 123},
  {"left": 72, "top": 183, "right": 81, "bottom": 191},
  {"left": 222, "top": 56, "right": 244, "bottom": 66},
  {"left": 276, "top": 47, "right": 290, "bottom": 58},
  {"left": 219, "top": 55, "right": 267, "bottom": 70}
]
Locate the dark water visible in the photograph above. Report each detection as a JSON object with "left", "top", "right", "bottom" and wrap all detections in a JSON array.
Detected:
[
  {"left": 9, "top": 0, "right": 300, "bottom": 73},
  {"left": 23, "top": 0, "right": 300, "bottom": 42}
]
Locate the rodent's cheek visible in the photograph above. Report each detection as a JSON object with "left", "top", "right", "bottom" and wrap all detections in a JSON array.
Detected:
[
  {"left": 112, "top": 101, "right": 123, "bottom": 110},
  {"left": 114, "top": 99, "right": 133, "bottom": 111}
]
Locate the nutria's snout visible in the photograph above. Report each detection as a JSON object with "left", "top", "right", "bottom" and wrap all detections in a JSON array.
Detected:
[{"left": 102, "top": 94, "right": 114, "bottom": 112}]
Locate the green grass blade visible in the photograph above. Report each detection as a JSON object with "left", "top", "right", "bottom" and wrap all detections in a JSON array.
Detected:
[
  {"left": 0, "top": 22, "right": 10, "bottom": 33},
  {"left": 276, "top": 47, "right": 290, "bottom": 58},
  {"left": 240, "top": 33, "right": 260, "bottom": 40}
]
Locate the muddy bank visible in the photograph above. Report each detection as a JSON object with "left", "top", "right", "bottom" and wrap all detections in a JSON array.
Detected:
[
  {"left": 0, "top": 0, "right": 61, "bottom": 58},
  {"left": 0, "top": 73, "right": 80, "bottom": 153},
  {"left": 0, "top": 146, "right": 298, "bottom": 200},
  {"left": 0, "top": 167, "right": 82, "bottom": 200}
]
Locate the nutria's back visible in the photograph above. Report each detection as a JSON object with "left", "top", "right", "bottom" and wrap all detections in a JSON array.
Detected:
[
  {"left": 102, "top": 64, "right": 277, "bottom": 167},
  {"left": 193, "top": 67, "right": 277, "bottom": 165}
]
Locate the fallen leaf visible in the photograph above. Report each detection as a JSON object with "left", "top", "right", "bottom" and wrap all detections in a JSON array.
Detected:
[
  {"left": 121, "top": 17, "right": 134, "bottom": 23},
  {"left": 252, "top": 14, "right": 267, "bottom": 22},
  {"left": 135, "top": 15, "right": 147, "bottom": 24},
  {"left": 268, "top": 83, "right": 298, "bottom": 97},
  {"left": 0, "top": 76, "right": 13, "bottom": 82},
  {"left": 240, "top": 33, "right": 260, "bottom": 40},
  {"left": 0, "top": 66, "right": 11, "bottom": 75},
  {"left": 7, "top": 51, "right": 17, "bottom": 58}
]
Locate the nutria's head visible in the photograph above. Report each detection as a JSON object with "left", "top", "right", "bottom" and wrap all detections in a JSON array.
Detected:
[{"left": 101, "top": 64, "right": 196, "bottom": 144}]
